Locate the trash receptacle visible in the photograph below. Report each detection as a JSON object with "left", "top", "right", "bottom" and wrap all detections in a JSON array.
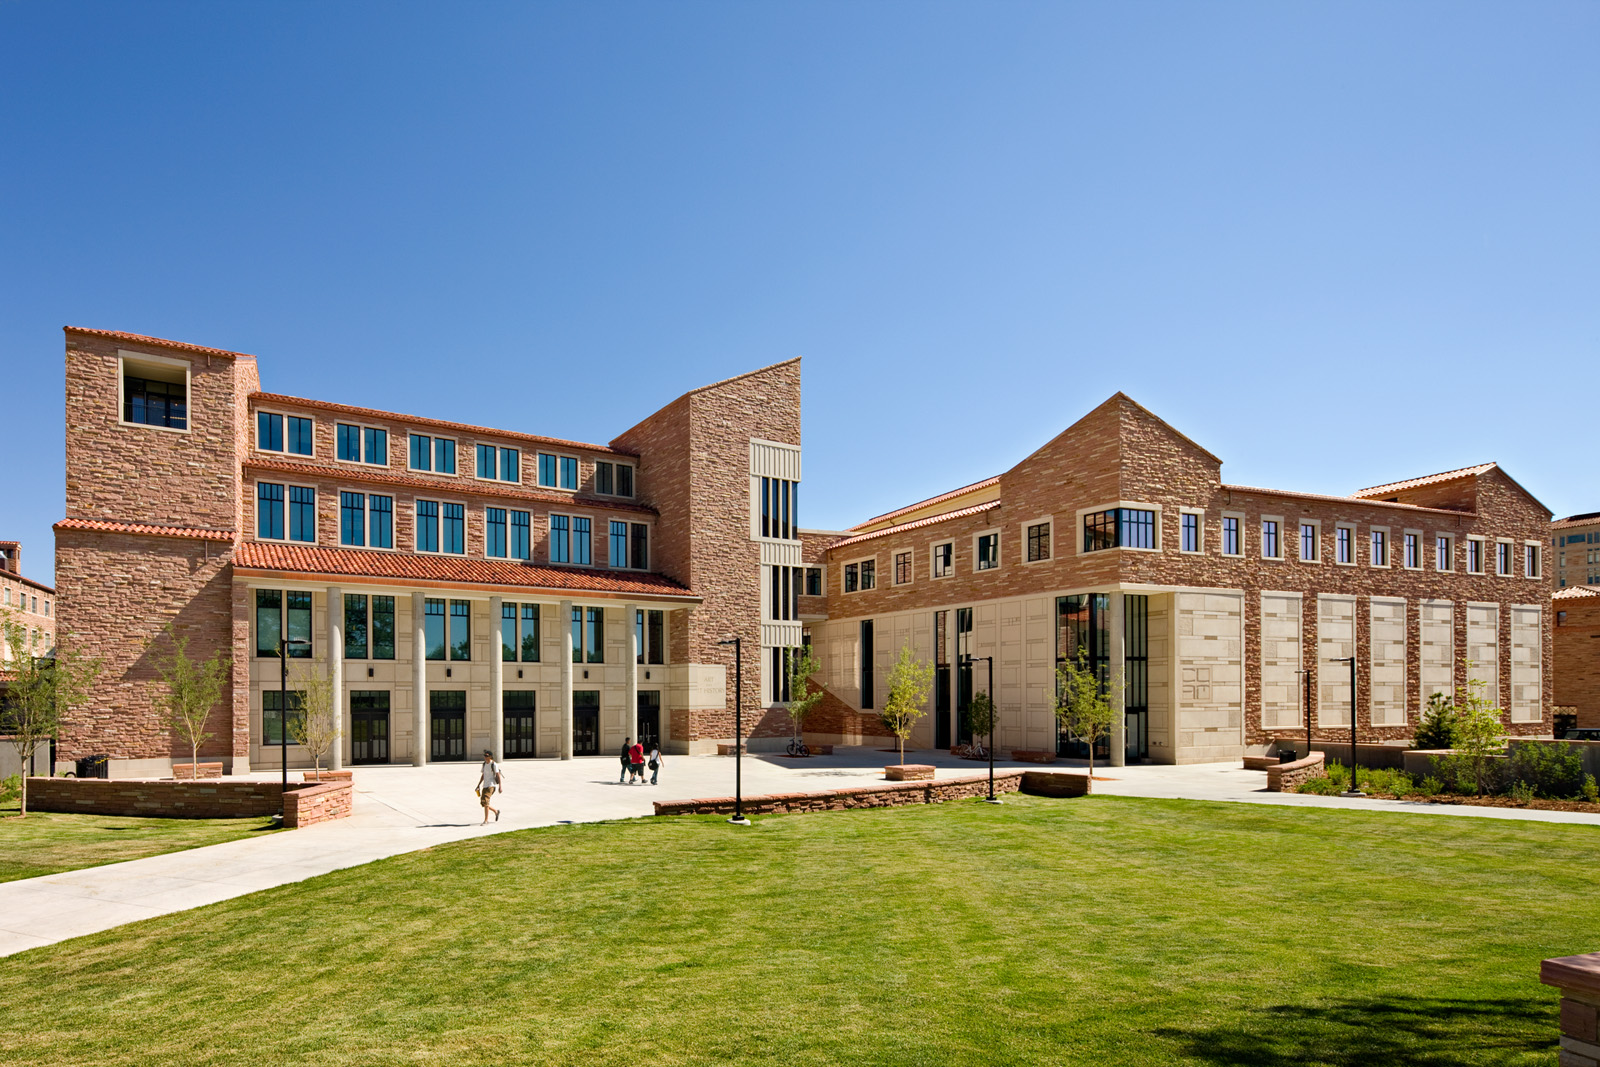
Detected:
[{"left": 75, "top": 755, "right": 110, "bottom": 779}]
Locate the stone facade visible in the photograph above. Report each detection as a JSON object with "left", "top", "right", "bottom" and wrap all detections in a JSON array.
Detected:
[
  {"left": 0, "top": 540, "right": 56, "bottom": 666},
  {"left": 1554, "top": 513, "right": 1600, "bottom": 589},
  {"left": 1555, "top": 586, "right": 1600, "bottom": 728}
]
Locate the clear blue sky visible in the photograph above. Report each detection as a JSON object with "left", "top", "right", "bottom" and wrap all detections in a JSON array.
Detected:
[{"left": 3, "top": 2, "right": 1595, "bottom": 586}]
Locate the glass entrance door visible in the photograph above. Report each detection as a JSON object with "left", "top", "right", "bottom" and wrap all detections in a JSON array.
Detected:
[
  {"left": 430, "top": 690, "right": 466, "bottom": 761},
  {"left": 636, "top": 691, "right": 661, "bottom": 750},
  {"left": 934, "top": 610, "right": 951, "bottom": 750},
  {"left": 573, "top": 690, "right": 600, "bottom": 756},
  {"left": 350, "top": 691, "right": 390, "bottom": 765},
  {"left": 503, "top": 690, "right": 537, "bottom": 758}
]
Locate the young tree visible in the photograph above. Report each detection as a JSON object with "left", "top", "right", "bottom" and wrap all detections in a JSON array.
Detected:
[
  {"left": 784, "top": 644, "right": 824, "bottom": 742},
  {"left": 1452, "top": 662, "right": 1507, "bottom": 795},
  {"left": 1055, "top": 648, "right": 1122, "bottom": 779},
  {"left": 288, "top": 661, "right": 338, "bottom": 779},
  {"left": 153, "top": 628, "right": 230, "bottom": 776},
  {"left": 963, "top": 690, "right": 996, "bottom": 754},
  {"left": 0, "top": 610, "right": 101, "bottom": 816},
  {"left": 880, "top": 644, "right": 934, "bottom": 766},
  {"left": 1412, "top": 692, "right": 1460, "bottom": 751}
]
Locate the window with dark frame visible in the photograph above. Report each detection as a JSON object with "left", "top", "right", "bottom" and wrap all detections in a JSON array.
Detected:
[
  {"left": 616, "top": 464, "right": 634, "bottom": 498},
  {"left": 521, "top": 603, "right": 540, "bottom": 661},
  {"left": 630, "top": 524, "right": 648, "bottom": 570},
  {"left": 1182, "top": 513, "right": 1200, "bottom": 553},
  {"left": 345, "top": 594, "right": 368, "bottom": 660},
  {"left": 257, "top": 482, "right": 285, "bottom": 540},
  {"left": 486, "top": 508, "right": 507, "bottom": 558},
  {"left": 610, "top": 520, "right": 628, "bottom": 568},
  {"left": 1437, "top": 536, "right": 1452, "bottom": 570},
  {"left": 1371, "top": 530, "right": 1387, "bottom": 566},
  {"left": 369, "top": 495, "right": 393, "bottom": 549},
  {"left": 289, "top": 486, "right": 316, "bottom": 543},
  {"left": 844, "top": 562, "right": 858, "bottom": 593},
  {"left": 1084, "top": 509, "right": 1157, "bottom": 552},
  {"left": 1222, "top": 516, "right": 1240, "bottom": 556},
  {"left": 1336, "top": 526, "right": 1353, "bottom": 564},
  {"left": 805, "top": 567, "right": 822, "bottom": 596},
  {"left": 340, "top": 491, "right": 365, "bottom": 546},
  {"left": 1027, "top": 522, "right": 1051, "bottom": 562},
  {"left": 1262, "top": 520, "right": 1280, "bottom": 559},
  {"left": 124, "top": 375, "right": 186, "bottom": 429},
  {"left": 933, "top": 542, "right": 953, "bottom": 577},
  {"left": 424, "top": 598, "right": 446, "bottom": 660},
  {"left": 977, "top": 533, "right": 999, "bottom": 570},
  {"left": 1497, "top": 542, "right": 1512, "bottom": 576},
  {"left": 449, "top": 600, "right": 471, "bottom": 660},
  {"left": 510, "top": 510, "right": 530, "bottom": 560},
  {"left": 551, "top": 514, "right": 570, "bottom": 563},
  {"left": 442, "top": 502, "right": 465, "bottom": 555},
  {"left": 895, "top": 551, "right": 912, "bottom": 585},
  {"left": 1404, "top": 533, "right": 1420, "bottom": 569},
  {"left": 1300, "top": 523, "right": 1317, "bottom": 561},
  {"left": 860, "top": 559, "right": 876, "bottom": 590},
  {"left": 595, "top": 462, "right": 614, "bottom": 496},
  {"left": 1468, "top": 539, "right": 1484, "bottom": 573},
  {"left": 416, "top": 500, "right": 440, "bottom": 553}
]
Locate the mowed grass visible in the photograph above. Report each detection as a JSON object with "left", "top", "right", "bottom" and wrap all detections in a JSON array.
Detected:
[
  {"left": 0, "top": 802, "right": 280, "bottom": 882},
  {"left": 1, "top": 796, "right": 1595, "bottom": 1067}
]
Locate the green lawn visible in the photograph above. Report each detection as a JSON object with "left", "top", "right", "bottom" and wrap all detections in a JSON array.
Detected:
[
  {"left": 1, "top": 796, "right": 1594, "bottom": 1066},
  {"left": 0, "top": 801, "right": 279, "bottom": 882}
]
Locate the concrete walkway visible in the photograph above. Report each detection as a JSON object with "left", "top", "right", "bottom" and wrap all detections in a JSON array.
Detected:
[{"left": 2, "top": 748, "right": 1596, "bottom": 959}]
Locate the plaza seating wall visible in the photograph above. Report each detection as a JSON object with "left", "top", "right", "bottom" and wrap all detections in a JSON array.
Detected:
[
  {"left": 25, "top": 776, "right": 352, "bottom": 828},
  {"left": 1266, "top": 751, "right": 1327, "bottom": 792},
  {"left": 653, "top": 769, "right": 1092, "bottom": 816}
]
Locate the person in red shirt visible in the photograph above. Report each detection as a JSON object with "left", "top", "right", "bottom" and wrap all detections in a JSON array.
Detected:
[{"left": 628, "top": 741, "right": 646, "bottom": 784}]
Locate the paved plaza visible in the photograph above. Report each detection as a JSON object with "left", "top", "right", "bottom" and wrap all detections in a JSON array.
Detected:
[{"left": 2, "top": 748, "right": 1597, "bottom": 958}]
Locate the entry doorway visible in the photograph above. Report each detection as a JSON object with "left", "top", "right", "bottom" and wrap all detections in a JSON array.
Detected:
[
  {"left": 573, "top": 691, "right": 600, "bottom": 756},
  {"left": 430, "top": 690, "right": 466, "bottom": 761},
  {"left": 637, "top": 691, "right": 661, "bottom": 750},
  {"left": 350, "top": 691, "right": 390, "bottom": 765},
  {"left": 503, "top": 690, "right": 537, "bottom": 758}
]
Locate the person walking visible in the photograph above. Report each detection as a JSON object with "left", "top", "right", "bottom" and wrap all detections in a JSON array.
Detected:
[
  {"left": 476, "top": 750, "right": 503, "bottom": 824},
  {"left": 648, "top": 744, "right": 663, "bottom": 786},
  {"left": 628, "top": 739, "right": 646, "bottom": 785},
  {"left": 619, "top": 738, "right": 632, "bottom": 785}
]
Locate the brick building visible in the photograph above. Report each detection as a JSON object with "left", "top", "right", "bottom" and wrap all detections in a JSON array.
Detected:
[
  {"left": 54, "top": 328, "right": 801, "bottom": 775},
  {"left": 1553, "top": 513, "right": 1600, "bottom": 589},
  {"left": 0, "top": 540, "right": 56, "bottom": 664},
  {"left": 800, "top": 394, "right": 1554, "bottom": 764},
  {"left": 1554, "top": 585, "right": 1600, "bottom": 730}
]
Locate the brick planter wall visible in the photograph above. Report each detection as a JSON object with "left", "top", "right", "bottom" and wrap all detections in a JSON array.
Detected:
[
  {"left": 283, "top": 781, "right": 353, "bottom": 827},
  {"left": 1019, "top": 771, "right": 1091, "bottom": 797},
  {"left": 25, "top": 776, "right": 351, "bottom": 826},
  {"left": 1541, "top": 952, "right": 1600, "bottom": 1066},
  {"left": 1267, "top": 751, "right": 1327, "bottom": 792},
  {"left": 884, "top": 764, "right": 934, "bottom": 781},
  {"left": 653, "top": 771, "right": 1027, "bottom": 816},
  {"left": 172, "top": 763, "right": 224, "bottom": 780}
]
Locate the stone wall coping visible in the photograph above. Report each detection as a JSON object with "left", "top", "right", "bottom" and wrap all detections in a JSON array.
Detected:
[
  {"left": 1274, "top": 752, "right": 1326, "bottom": 773},
  {"left": 659, "top": 770, "right": 1026, "bottom": 811},
  {"left": 1543, "top": 953, "right": 1600, "bottom": 998}
]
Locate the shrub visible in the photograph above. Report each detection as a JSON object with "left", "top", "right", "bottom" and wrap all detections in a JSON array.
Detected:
[
  {"left": 1413, "top": 693, "right": 1460, "bottom": 750},
  {"left": 1415, "top": 776, "right": 1442, "bottom": 798},
  {"left": 1314, "top": 759, "right": 1415, "bottom": 797},
  {"left": 0, "top": 773, "right": 18, "bottom": 805},
  {"left": 1585, "top": 775, "right": 1599, "bottom": 804},
  {"left": 1506, "top": 743, "right": 1586, "bottom": 800},
  {"left": 1429, "top": 752, "right": 1506, "bottom": 796},
  {"left": 1297, "top": 776, "right": 1341, "bottom": 796},
  {"left": 1508, "top": 780, "right": 1536, "bottom": 806}
]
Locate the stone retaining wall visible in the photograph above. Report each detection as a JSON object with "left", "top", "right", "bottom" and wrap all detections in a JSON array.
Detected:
[
  {"left": 283, "top": 781, "right": 353, "bottom": 827},
  {"left": 1019, "top": 771, "right": 1091, "bottom": 797},
  {"left": 172, "top": 762, "right": 224, "bottom": 780},
  {"left": 25, "top": 776, "right": 352, "bottom": 826},
  {"left": 653, "top": 771, "right": 1027, "bottom": 816},
  {"left": 1541, "top": 952, "right": 1600, "bottom": 1066},
  {"left": 1267, "top": 751, "right": 1327, "bottom": 792}
]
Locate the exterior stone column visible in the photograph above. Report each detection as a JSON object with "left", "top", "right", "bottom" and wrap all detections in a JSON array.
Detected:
[
  {"left": 490, "top": 595, "right": 504, "bottom": 762},
  {"left": 560, "top": 598, "right": 574, "bottom": 760},
  {"left": 412, "top": 591, "right": 428, "bottom": 767},
  {"left": 626, "top": 603, "right": 640, "bottom": 746},
  {"left": 327, "top": 586, "right": 344, "bottom": 772},
  {"left": 1109, "top": 591, "right": 1127, "bottom": 768},
  {"left": 1541, "top": 952, "right": 1600, "bottom": 1066}
]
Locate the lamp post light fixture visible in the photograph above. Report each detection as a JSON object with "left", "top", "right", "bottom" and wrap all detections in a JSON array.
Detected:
[
  {"left": 716, "top": 636, "right": 749, "bottom": 826},
  {"left": 1330, "top": 655, "right": 1363, "bottom": 797},
  {"left": 962, "top": 653, "right": 1000, "bottom": 804},
  {"left": 277, "top": 636, "right": 312, "bottom": 820}
]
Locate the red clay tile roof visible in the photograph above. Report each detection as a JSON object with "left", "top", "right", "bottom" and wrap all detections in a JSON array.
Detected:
[
  {"left": 54, "top": 518, "right": 237, "bottom": 543},
  {"left": 244, "top": 458, "right": 657, "bottom": 515},
  {"left": 0, "top": 540, "right": 19, "bottom": 548},
  {"left": 1220, "top": 484, "right": 1472, "bottom": 516},
  {"left": 1351, "top": 463, "right": 1497, "bottom": 499},
  {"left": 849, "top": 476, "right": 1001, "bottom": 532},
  {"left": 66, "top": 327, "right": 257, "bottom": 361},
  {"left": 252, "top": 393, "right": 637, "bottom": 458},
  {"left": 1553, "top": 513, "right": 1600, "bottom": 530},
  {"left": 1554, "top": 585, "right": 1600, "bottom": 600},
  {"left": 828, "top": 501, "right": 999, "bottom": 551},
  {"left": 232, "top": 541, "right": 698, "bottom": 600}
]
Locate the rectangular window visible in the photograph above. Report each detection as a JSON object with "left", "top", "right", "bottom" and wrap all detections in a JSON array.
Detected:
[
  {"left": 416, "top": 500, "right": 440, "bottom": 553},
  {"left": 369, "top": 495, "right": 393, "bottom": 549},
  {"left": 610, "top": 521, "right": 628, "bottom": 568},
  {"left": 258, "top": 412, "right": 284, "bottom": 451},
  {"left": 262, "top": 690, "right": 304, "bottom": 747},
  {"left": 551, "top": 515, "right": 570, "bottom": 563},
  {"left": 476, "top": 444, "right": 497, "bottom": 480},
  {"left": 436, "top": 439, "right": 455, "bottom": 473},
  {"left": 1337, "top": 526, "right": 1353, "bottom": 564},
  {"left": 977, "top": 533, "right": 999, "bottom": 570},
  {"left": 1496, "top": 542, "right": 1512, "bottom": 576},
  {"left": 859, "top": 620, "right": 874, "bottom": 710},
  {"left": 499, "top": 448, "right": 518, "bottom": 483},
  {"left": 372, "top": 595, "right": 395, "bottom": 660},
  {"left": 289, "top": 486, "right": 316, "bottom": 543},
  {"left": 616, "top": 464, "right": 634, "bottom": 498},
  {"left": 1027, "top": 522, "right": 1051, "bottom": 562},
  {"left": 450, "top": 599, "right": 471, "bottom": 660},
  {"left": 486, "top": 508, "right": 507, "bottom": 558},
  {"left": 586, "top": 607, "right": 604, "bottom": 663},
  {"left": 573, "top": 517, "right": 591, "bottom": 565},
  {"left": 860, "top": 559, "right": 876, "bottom": 590},
  {"left": 1300, "top": 523, "right": 1317, "bottom": 562},
  {"left": 1084, "top": 508, "right": 1157, "bottom": 552},
  {"left": 571, "top": 606, "right": 583, "bottom": 663},
  {"left": 560, "top": 456, "right": 578, "bottom": 490},
  {"left": 630, "top": 524, "right": 648, "bottom": 570},
  {"left": 363, "top": 427, "right": 386, "bottom": 465},
  {"left": 595, "top": 462, "right": 614, "bottom": 496},
  {"left": 933, "top": 542, "right": 953, "bottom": 578},
  {"left": 442, "top": 503, "right": 465, "bottom": 554},
  {"left": 257, "top": 482, "right": 285, "bottom": 540},
  {"left": 539, "top": 453, "right": 558, "bottom": 487},
  {"left": 1262, "top": 520, "right": 1280, "bottom": 559},
  {"left": 805, "top": 567, "right": 822, "bottom": 596},
  {"left": 1222, "top": 516, "right": 1240, "bottom": 556},
  {"left": 340, "top": 491, "right": 366, "bottom": 546},
  {"left": 286, "top": 591, "right": 311, "bottom": 657},
  {"left": 1468, "top": 539, "right": 1484, "bottom": 573},
  {"left": 647, "top": 610, "right": 665, "bottom": 664},
  {"left": 287, "top": 416, "right": 313, "bottom": 455},
  {"left": 337, "top": 424, "right": 360, "bottom": 462},
  {"left": 255, "top": 589, "right": 281, "bottom": 657},
  {"left": 845, "top": 563, "right": 858, "bottom": 593},
  {"left": 502, "top": 602, "right": 517, "bottom": 662},
  {"left": 1371, "top": 530, "right": 1388, "bottom": 567},
  {"left": 344, "top": 594, "right": 368, "bottom": 660},
  {"left": 1526, "top": 544, "right": 1541, "bottom": 578},
  {"left": 424, "top": 598, "right": 446, "bottom": 660},
  {"left": 521, "top": 603, "right": 540, "bottom": 661},
  {"left": 510, "top": 511, "right": 530, "bottom": 560},
  {"left": 124, "top": 375, "right": 186, "bottom": 429},
  {"left": 1182, "top": 513, "right": 1200, "bottom": 553},
  {"left": 1404, "top": 533, "right": 1420, "bottom": 569},
  {"left": 409, "top": 434, "right": 432, "bottom": 471},
  {"left": 895, "top": 551, "right": 912, "bottom": 585}
]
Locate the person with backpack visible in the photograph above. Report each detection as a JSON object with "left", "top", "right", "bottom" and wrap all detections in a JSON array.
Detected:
[
  {"left": 475, "top": 750, "right": 503, "bottom": 824},
  {"left": 648, "top": 744, "right": 663, "bottom": 786},
  {"left": 619, "top": 738, "right": 632, "bottom": 784},
  {"left": 628, "top": 739, "right": 646, "bottom": 784}
]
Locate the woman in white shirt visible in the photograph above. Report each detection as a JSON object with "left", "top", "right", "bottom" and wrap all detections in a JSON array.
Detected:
[{"left": 647, "top": 745, "right": 663, "bottom": 786}]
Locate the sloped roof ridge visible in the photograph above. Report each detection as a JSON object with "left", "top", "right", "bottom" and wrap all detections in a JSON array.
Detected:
[
  {"left": 67, "top": 327, "right": 257, "bottom": 361},
  {"left": 54, "top": 518, "right": 237, "bottom": 543},
  {"left": 1106, "top": 392, "right": 1223, "bottom": 465},
  {"left": 682, "top": 357, "right": 801, "bottom": 398},
  {"left": 848, "top": 475, "right": 1001, "bottom": 532},
  {"left": 1352, "top": 462, "right": 1497, "bottom": 499},
  {"left": 1554, "top": 584, "right": 1600, "bottom": 600},
  {"left": 1220, "top": 483, "right": 1473, "bottom": 516},
  {"left": 829, "top": 501, "right": 999, "bottom": 550}
]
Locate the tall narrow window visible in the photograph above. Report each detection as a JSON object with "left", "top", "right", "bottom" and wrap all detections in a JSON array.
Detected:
[
  {"left": 500, "top": 448, "right": 518, "bottom": 483},
  {"left": 560, "top": 456, "right": 578, "bottom": 490},
  {"left": 977, "top": 533, "right": 999, "bottom": 570},
  {"left": 647, "top": 610, "right": 664, "bottom": 664},
  {"left": 551, "top": 515, "right": 570, "bottom": 563},
  {"left": 435, "top": 438, "right": 455, "bottom": 473},
  {"left": 573, "top": 517, "right": 591, "bottom": 565},
  {"left": 410, "top": 433, "right": 432, "bottom": 470},
  {"left": 1371, "top": 530, "right": 1388, "bottom": 566},
  {"left": 586, "top": 607, "right": 604, "bottom": 663},
  {"left": 1437, "top": 536, "right": 1453, "bottom": 571},
  {"left": 860, "top": 559, "right": 876, "bottom": 590},
  {"left": 895, "top": 551, "right": 912, "bottom": 584},
  {"left": 630, "top": 524, "right": 648, "bottom": 570},
  {"left": 1222, "top": 516, "right": 1240, "bottom": 556},
  {"left": 286, "top": 591, "right": 311, "bottom": 657},
  {"left": 510, "top": 511, "right": 530, "bottom": 560},
  {"left": 1404, "top": 533, "right": 1420, "bottom": 569},
  {"left": 442, "top": 503, "right": 465, "bottom": 555},
  {"left": 424, "top": 598, "right": 446, "bottom": 660},
  {"left": 450, "top": 600, "right": 471, "bottom": 660},
  {"left": 369, "top": 495, "right": 393, "bottom": 549},
  {"left": 340, "top": 491, "right": 366, "bottom": 546},
  {"left": 933, "top": 542, "right": 953, "bottom": 577},
  {"left": 344, "top": 594, "right": 368, "bottom": 660},
  {"left": 1261, "top": 520, "right": 1280, "bottom": 559},
  {"left": 502, "top": 602, "right": 517, "bottom": 662},
  {"left": 337, "top": 424, "right": 361, "bottom": 462},
  {"left": 845, "top": 563, "right": 858, "bottom": 593},
  {"left": 616, "top": 465, "right": 634, "bottom": 498},
  {"left": 486, "top": 508, "right": 507, "bottom": 558},
  {"left": 805, "top": 567, "right": 822, "bottom": 596},
  {"left": 539, "top": 453, "right": 558, "bottom": 487},
  {"left": 859, "top": 620, "right": 875, "bottom": 710},
  {"left": 1027, "top": 523, "right": 1051, "bottom": 562},
  {"left": 521, "top": 604, "right": 540, "bottom": 661},
  {"left": 286, "top": 416, "right": 313, "bottom": 455},
  {"left": 1526, "top": 544, "right": 1541, "bottom": 578},
  {"left": 363, "top": 427, "right": 387, "bottom": 465},
  {"left": 1300, "top": 523, "right": 1317, "bottom": 562},
  {"left": 372, "top": 596, "right": 395, "bottom": 660},
  {"left": 595, "top": 462, "right": 614, "bottom": 496},
  {"left": 1496, "top": 542, "right": 1512, "bottom": 576},
  {"left": 289, "top": 486, "right": 316, "bottom": 543},
  {"left": 262, "top": 690, "right": 304, "bottom": 746},
  {"left": 1182, "top": 513, "right": 1200, "bottom": 553},
  {"left": 1337, "top": 527, "right": 1353, "bottom": 564},
  {"left": 571, "top": 606, "right": 583, "bottom": 663},
  {"left": 476, "top": 444, "right": 497, "bottom": 480},
  {"left": 258, "top": 412, "right": 284, "bottom": 451},
  {"left": 416, "top": 500, "right": 440, "bottom": 553},
  {"left": 255, "top": 589, "right": 281, "bottom": 656},
  {"left": 610, "top": 521, "right": 628, "bottom": 568},
  {"left": 257, "top": 482, "right": 285, "bottom": 540}
]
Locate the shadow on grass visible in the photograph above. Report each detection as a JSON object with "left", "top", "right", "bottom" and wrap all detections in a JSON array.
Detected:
[{"left": 1153, "top": 995, "right": 1552, "bottom": 1066}]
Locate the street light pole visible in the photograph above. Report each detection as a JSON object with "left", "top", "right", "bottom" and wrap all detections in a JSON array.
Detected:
[
  {"left": 1332, "top": 655, "right": 1362, "bottom": 797},
  {"left": 1295, "top": 667, "right": 1313, "bottom": 757},
  {"left": 717, "top": 637, "right": 749, "bottom": 826},
  {"left": 963, "top": 654, "right": 1000, "bottom": 804}
]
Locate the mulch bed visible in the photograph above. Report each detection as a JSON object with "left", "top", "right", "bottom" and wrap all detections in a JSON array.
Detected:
[{"left": 1360, "top": 792, "right": 1600, "bottom": 814}]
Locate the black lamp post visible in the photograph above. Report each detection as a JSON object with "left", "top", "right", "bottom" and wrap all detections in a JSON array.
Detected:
[
  {"left": 1294, "top": 667, "right": 1313, "bottom": 757},
  {"left": 717, "top": 637, "right": 749, "bottom": 825},
  {"left": 1331, "top": 655, "right": 1362, "bottom": 796},
  {"left": 962, "top": 653, "right": 1000, "bottom": 804},
  {"left": 277, "top": 636, "right": 312, "bottom": 819}
]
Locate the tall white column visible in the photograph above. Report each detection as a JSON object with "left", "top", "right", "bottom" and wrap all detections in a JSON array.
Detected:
[
  {"left": 412, "top": 591, "right": 428, "bottom": 766},
  {"left": 328, "top": 586, "right": 344, "bottom": 772},
  {"left": 560, "top": 598, "right": 574, "bottom": 760},
  {"left": 490, "top": 595, "right": 504, "bottom": 762},
  {"left": 1109, "top": 591, "right": 1127, "bottom": 768},
  {"left": 626, "top": 603, "right": 640, "bottom": 746}
]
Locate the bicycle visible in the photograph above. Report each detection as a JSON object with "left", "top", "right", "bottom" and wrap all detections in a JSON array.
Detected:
[
  {"left": 956, "top": 741, "right": 988, "bottom": 760},
  {"left": 786, "top": 738, "right": 810, "bottom": 757}
]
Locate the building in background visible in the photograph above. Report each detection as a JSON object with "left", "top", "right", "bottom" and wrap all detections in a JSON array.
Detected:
[
  {"left": 1554, "top": 585, "right": 1600, "bottom": 732},
  {"left": 1553, "top": 513, "right": 1600, "bottom": 589},
  {"left": 800, "top": 394, "right": 1554, "bottom": 765},
  {"left": 0, "top": 540, "right": 57, "bottom": 685},
  {"left": 54, "top": 328, "right": 800, "bottom": 776}
]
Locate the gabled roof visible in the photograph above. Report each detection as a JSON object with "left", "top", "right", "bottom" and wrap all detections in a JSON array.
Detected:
[
  {"left": 1553, "top": 512, "right": 1600, "bottom": 530},
  {"left": 1352, "top": 463, "right": 1497, "bottom": 499},
  {"left": 848, "top": 476, "right": 1001, "bottom": 532},
  {"left": 54, "top": 518, "right": 237, "bottom": 543},
  {"left": 828, "top": 501, "right": 999, "bottom": 551},
  {"left": 1554, "top": 584, "right": 1600, "bottom": 601},
  {"left": 233, "top": 542, "right": 698, "bottom": 601},
  {"left": 244, "top": 458, "right": 657, "bottom": 515},
  {"left": 1221, "top": 484, "right": 1471, "bottom": 517},
  {"left": 1108, "top": 392, "right": 1223, "bottom": 465},
  {"left": 66, "top": 327, "right": 256, "bottom": 361}
]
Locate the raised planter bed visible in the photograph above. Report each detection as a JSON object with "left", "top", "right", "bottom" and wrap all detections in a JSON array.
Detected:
[
  {"left": 716, "top": 743, "right": 746, "bottom": 756},
  {"left": 1019, "top": 771, "right": 1091, "bottom": 797},
  {"left": 301, "top": 769, "right": 353, "bottom": 782},
  {"left": 171, "top": 762, "right": 223, "bottom": 780},
  {"left": 885, "top": 764, "right": 935, "bottom": 781},
  {"left": 1010, "top": 749, "right": 1058, "bottom": 764},
  {"left": 1267, "top": 751, "right": 1326, "bottom": 792},
  {"left": 1242, "top": 755, "right": 1283, "bottom": 771}
]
